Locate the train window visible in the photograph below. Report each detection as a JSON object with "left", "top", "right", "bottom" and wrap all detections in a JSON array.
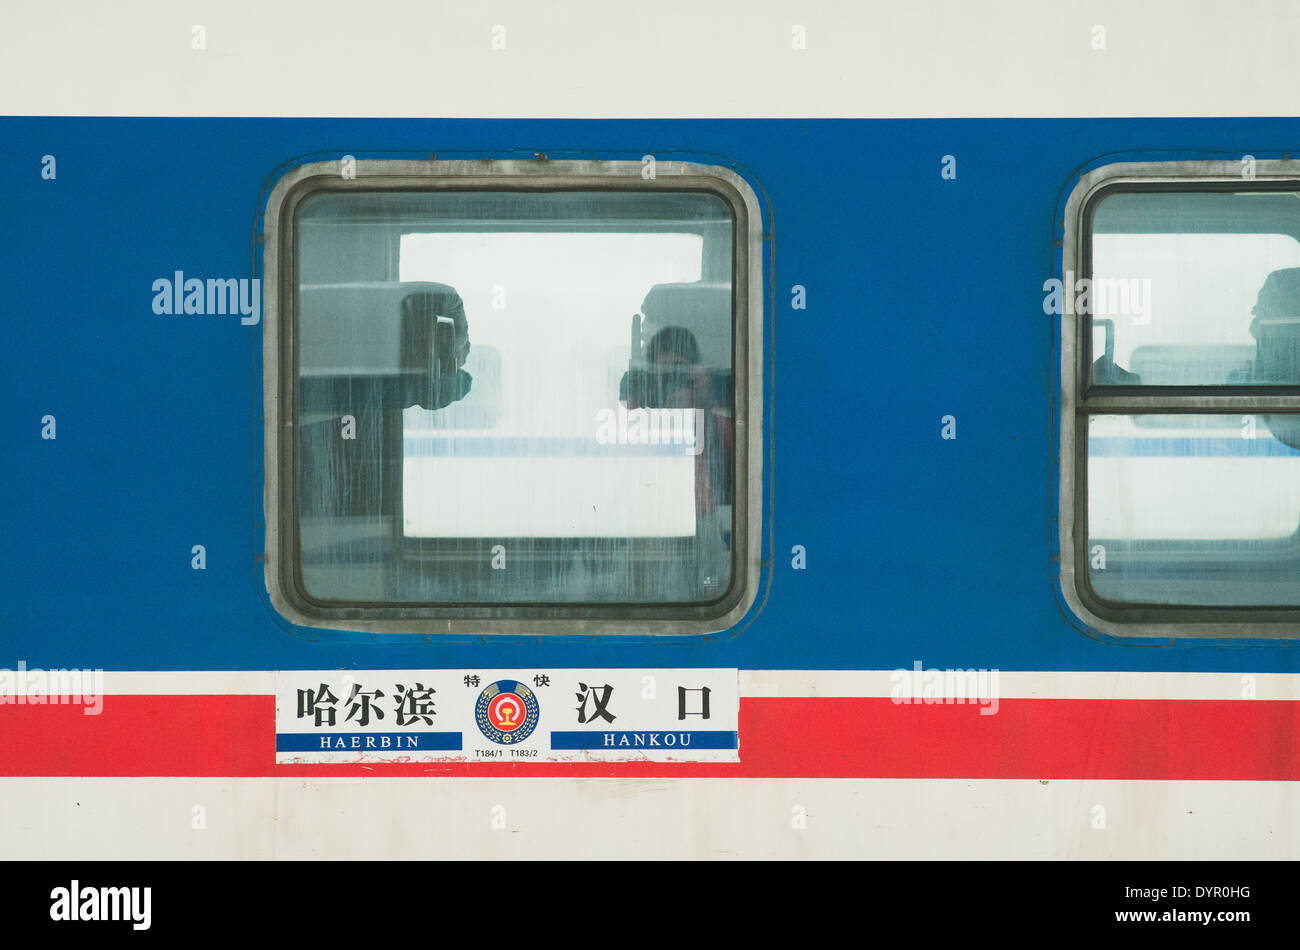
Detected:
[
  {"left": 261, "top": 160, "right": 763, "bottom": 635},
  {"left": 1059, "top": 162, "right": 1300, "bottom": 637}
]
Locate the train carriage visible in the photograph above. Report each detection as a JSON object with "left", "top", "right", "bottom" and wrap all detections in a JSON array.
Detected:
[{"left": 3, "top": 6, "right": 1300, "bottom": 873}]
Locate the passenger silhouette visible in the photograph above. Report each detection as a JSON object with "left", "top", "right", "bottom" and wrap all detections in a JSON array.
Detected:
[
  {"left": 1249, "top": 267, "right": 1300, "bottom": 383},
  {"left": 634, "top": 326, "right": 732, "bottom": 519},
  {"left": 1248, "top": 267, "right": 1300, "bottom": 449},
  {"left": 643, "top": 325, "right": 703, "bottom": 406},
  {"left": 1091, "top": 318, "right": 1141, "bottom": 385}
]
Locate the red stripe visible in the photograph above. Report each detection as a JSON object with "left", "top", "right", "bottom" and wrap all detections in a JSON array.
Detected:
[{"left": 2, "top": 696, "right": 1298, "bottom": 779}]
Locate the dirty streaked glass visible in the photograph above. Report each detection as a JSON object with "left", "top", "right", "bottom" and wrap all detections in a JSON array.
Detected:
[
  {"left": 1089, "top": 191, "right": 1300, "bottom": 386},
  {"left": 1087, "top": 414, "right": 1300, "bottom": 606},
  {"left": 294, "top": 190, "right": 735, "bottom": 604}
]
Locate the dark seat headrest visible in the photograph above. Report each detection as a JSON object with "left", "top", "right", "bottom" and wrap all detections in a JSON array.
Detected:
[{"left": 400, "top": 284, "right": 470, "bottom": 369}]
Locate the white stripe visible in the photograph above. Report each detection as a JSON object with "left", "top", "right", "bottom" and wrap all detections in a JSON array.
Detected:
[
  {"left": 740, "top": 670, "right": 1295, "bottom": 700},
  {"left": 4, "top": 669, "right": 1290, "bottom": 700},
  {"left": 1, "top": 777, "right": 1295, "bottom": 859},
  {"left": 1, "top": 0, "right": 1296, "bottom": 118},
  {"left": 50, "top": 671, "right": 273, "bottom": 695}
]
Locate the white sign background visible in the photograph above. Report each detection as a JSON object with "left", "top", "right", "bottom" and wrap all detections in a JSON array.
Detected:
[{"left": 275, "top": 668, "right": 739, "bottom": 764}]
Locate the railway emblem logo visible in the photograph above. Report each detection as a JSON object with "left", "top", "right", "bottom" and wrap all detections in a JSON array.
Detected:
[{"left": 475, "top": 680, "right": 540, "bottom": 744}]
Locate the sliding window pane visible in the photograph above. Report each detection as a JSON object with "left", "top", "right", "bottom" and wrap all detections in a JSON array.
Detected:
[
  {"left": 1087, "top": 414, "right": 1300, "bottom": 606},
  {"left": 1089, "top": 191, "right": 1300, "bottom": 385}
]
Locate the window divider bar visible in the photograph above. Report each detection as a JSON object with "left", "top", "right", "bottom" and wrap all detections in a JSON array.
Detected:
[{"left": 1080, "top": 393, "right": 1300, "bottom": 413}]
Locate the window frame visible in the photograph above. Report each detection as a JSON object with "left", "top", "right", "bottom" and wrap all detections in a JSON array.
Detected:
[
  {"left": 1059, "top": 159, "right": 1300, "bottom": 639},
  {"left": 262, "top": 158, "right": 764, "bottom": 636}
]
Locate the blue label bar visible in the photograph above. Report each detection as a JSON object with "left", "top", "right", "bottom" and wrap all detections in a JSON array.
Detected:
[
  {"left": 277, "top": 732, "right": 462, "bottom": 752},
  {"left": 550, "top": 731, "right": 738, "bottom": 750},
  {"left": 405, "top": 436, "right": 690, "bottom": 458},
  {"left": 1089, "top": 437, "right": 1300, "bottom": 458}
]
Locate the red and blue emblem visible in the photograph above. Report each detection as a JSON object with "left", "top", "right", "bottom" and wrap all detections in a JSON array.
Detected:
[{"left": 475, "top": 680, "right": 540, "bottom": 744}]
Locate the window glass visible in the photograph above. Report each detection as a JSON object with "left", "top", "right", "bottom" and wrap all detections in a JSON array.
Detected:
[
  {"left": 1089, "top": 192, "right": 1300, "bottom": 386},
  {"left": 294, "top": 190, "right": 736, "bottom": 605},
  {"left": 1087, "top": 414, "right": 1300, "bottom": 606}
]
